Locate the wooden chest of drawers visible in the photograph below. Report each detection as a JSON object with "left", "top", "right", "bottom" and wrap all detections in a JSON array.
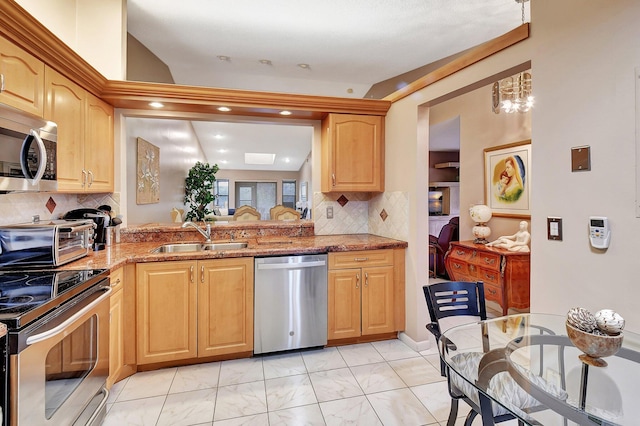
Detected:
[{"left": 444, "top": 240, "right": 530, "bottom": 315}]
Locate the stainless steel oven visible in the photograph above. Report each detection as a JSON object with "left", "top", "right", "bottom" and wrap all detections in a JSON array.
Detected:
[{"left": 1, "top": 269, "right": 110, "bottom": 426}]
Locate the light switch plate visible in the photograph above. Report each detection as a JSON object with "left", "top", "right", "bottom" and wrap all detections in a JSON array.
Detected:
[
  {"left": 547, "top": 217, "right": 563, "bottom": 241},
  {"left": 326, "top": 206, "right": 333, "bottom": 219}
]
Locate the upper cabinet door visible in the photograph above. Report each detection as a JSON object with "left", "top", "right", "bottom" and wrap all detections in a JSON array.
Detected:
[
  {"left": 0, "top": 35, "right": 45, "bottom": 117},
  {"left": 322, "top": 114, "right": 384, "bottom": 193},
  {"left": 85, "top": 93, "right": 114, "bottom": 192},
  {"left": 45, "top": 66, "right": 85, "bottom": 192}
]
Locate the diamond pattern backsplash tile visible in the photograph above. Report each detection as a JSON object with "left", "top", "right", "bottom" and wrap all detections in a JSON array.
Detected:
[
  {"left": 313, "top": 192, "right": 368, "bottom": 235},
  {"left": 46, "top": 197, "right": 57, "bottom": 213},
  {"left": 369, "top": 191, "right": 409, "bottom": 240},
  {"left": 379, "top": 209, "right": 388, "bottom": 221},
  {"left": 337, "top": 194, "right": 349, "bottom": 207}
]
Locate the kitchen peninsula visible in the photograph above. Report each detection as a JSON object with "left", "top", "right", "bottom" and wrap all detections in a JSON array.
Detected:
[{"left": 61, "top": 221, "right": 407, "bottom": 385}]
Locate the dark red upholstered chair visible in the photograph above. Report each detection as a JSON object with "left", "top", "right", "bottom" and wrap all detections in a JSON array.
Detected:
[{"left": 429, "top": 216, "right": 459, "bottom": 277}]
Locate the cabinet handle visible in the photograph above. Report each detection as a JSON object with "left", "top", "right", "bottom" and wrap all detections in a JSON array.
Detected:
[
  {"left": 483, "top": 257, "right": 495, "bottom": 265},
  {"left": 486, "top": 288, "right": 497, "bottom": 295},
  {"left": 354, "top": 257, "right": 368, "bottom": 262},
  {"left": 112, "top": 278, "right": 121, "bottom": 286},
  {"left": 365, "top": 272, "right": 369, "bottom": 287},
  {"left": 484, "top": 273, "right": 496, "bottom": 281},
  {"left": 201, "top": 265, "right": 204, "bottom": 283},
  {"left": 190, "top": 265, "right": 194, "bottom": 283},
  {"left": 82, "top": 170, "right": 87, "bottom": 187},
  {"left": 356, "top": 273, "right": 360, "bottom": 289},
  {"left": 88, "top": 170, "right": 94, "bottom": 187},
  {"left": 0, "top": 74, "right": 4, "bottom": 92},
  {"left": 453, "top": 263, "right": 462, "bottom": 269},
  {"left": 332, "top": 173, "right": 336, "bottom": 186},
  {"left": 455, "top": 250, "right": 466, "bottom": 256}
]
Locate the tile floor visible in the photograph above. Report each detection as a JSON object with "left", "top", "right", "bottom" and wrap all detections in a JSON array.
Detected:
[
  {"left": 103, "top": 278, "right": 517, "bottom": 426},
  {"left": 103, "top": 338, "right": 517, "bottom": 426}
]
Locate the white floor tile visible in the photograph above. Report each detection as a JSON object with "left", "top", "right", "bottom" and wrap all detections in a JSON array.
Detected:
[
  {"left": 170, "top": 361, "right": 221, "bottom": 393},
  {"left": 265, "top": 374, "right": 317, "bottom": 411},
  {"left": 214, "top": 381, "right": 267, "bottom": 421},
  {"left": 117, "top": 367, "right": 177, "bottom": 401},
  {"left": 262, "top": 352, "right": 308, "bottom": 379},
  {"left": 157, "top": 388, "right": 217, "bottom": 426},
  {"left": 309, "top": 367, "right": 364, "bottom": 402},
  {"left": 301, "top": 347, "right": 348, "bottom": 372},
  {"left": 411, "top": 381, "right": 471, "bottom": 422},
  {"left": 218, "top": 357, "right": 264, "bottom": 386},
  {"left": 337, "top": 343, "right": 384, "bottom": 366},
  {"left": 320, "top": 395, "right": 382, "bottom": 426},
  {"left": 268, "top": 404, "right": 326, "bottom": 426},
  {"left": 102, "top": 395, "right": 165, "bottom": 426},
  {"left": 350, "top": 362, "right": 406, "bottom": 394},
  {"left": 389, "top": 357, "right": 445, "bottom": 387},
  {"left": 371, "top": 339, "right": 421, "bottom": 361},
  {"left": 212, "top": 413, "right": 269, "bottom": 426},
  {"left": 107, "top": 377, "right": 129, "bottom": 404},
  {"left": 367, "top": 387, "right": 438, "bottom": 425}
]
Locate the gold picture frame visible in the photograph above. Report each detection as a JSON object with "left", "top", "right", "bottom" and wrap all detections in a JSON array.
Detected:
[{"left": 484, "top": 140, "right": 531, "bottom": 218}]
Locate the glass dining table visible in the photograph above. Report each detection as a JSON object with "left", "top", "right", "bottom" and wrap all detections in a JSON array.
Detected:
[{"left": 439, "top": 313, "right": 640, "bottom": 425}]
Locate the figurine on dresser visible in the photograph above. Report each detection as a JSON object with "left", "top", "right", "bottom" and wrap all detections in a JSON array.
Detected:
[{"left": 486, "top": 220, "right": 531, "bottom": 252}]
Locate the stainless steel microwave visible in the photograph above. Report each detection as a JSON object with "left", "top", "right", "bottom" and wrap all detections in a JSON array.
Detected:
[{"left": 0, "top": 103, "right": 57, "bottom": 192}]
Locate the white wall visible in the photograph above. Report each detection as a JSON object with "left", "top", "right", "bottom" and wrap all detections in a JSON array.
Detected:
[
  {"left": 529, "top": 1, "right": 640, "bottom": 329},
  {"left": 430, "top": 83, "right": 531, "bottom": 240},
  {"left": 385, "top": 40, "right": 532, "bottom": 346},
  {"left": 16, "top": 0, "right": 127, "bottom": 80},
  {"left": 124, "top": 117, "right": 207, "bottom": 225}
]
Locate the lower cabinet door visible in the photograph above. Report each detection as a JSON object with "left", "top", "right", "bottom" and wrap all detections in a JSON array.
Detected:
[
  {"left": 328, "top": 269, "right": 361, "bottom": 339},
  {"left": 108, "top": 287, "right": 124, "bottom": 388},
  {"left": 197, "top": 258, "right": 254, "bottom": 357},
  {"left": 136, "top": 261, "right": 197, "bottom": 364},
  {"left": 361, "top": 265, "right": 395, "bottom": 335}
]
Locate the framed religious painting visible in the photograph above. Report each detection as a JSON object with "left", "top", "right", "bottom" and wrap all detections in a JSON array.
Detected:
[{"left": 484, "top": 140, "right": 531, "bottom": 218}]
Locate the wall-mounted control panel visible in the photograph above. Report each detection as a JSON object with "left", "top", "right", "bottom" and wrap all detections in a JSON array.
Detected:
[{"left": 589, "top": 216, "right": 610, "bottom": 249}]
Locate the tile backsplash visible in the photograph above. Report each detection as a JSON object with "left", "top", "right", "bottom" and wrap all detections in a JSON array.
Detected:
[
  {"left": 0, "top": 192, "right": 121, "bottom": 225},
  {"left": 313, "top": 191, "right": 408, "bottom": 241}
]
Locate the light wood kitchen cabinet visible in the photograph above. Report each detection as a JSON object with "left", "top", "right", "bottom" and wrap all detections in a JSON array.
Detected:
[
  {"left": 0, "top": 34, "right": 45, "bottom": 117},
  {"left": 108, "top": 267, "right": 124, "bottom": 388},
  {"left": 321, "top": 114, "right": 384, "bottom": 193},
  {"left": 328, "top": 249, "right": 399, "bottom": 340},
  {"left": 136, "top": 258, "right": 254, "bottom": 365},
  {"left": 45, "top": 66, "right": 114, "bottom": 192},
  {"left": 198, "top": 258, "right": 254, "bottom": 357},
  {"left": 136, "top": 261, "right": 197, "bottom": 365}
]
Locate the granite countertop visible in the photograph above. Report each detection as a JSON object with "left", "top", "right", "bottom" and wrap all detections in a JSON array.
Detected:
[{"left": 61, "top": 233, "right": 408, "bottom": 272}]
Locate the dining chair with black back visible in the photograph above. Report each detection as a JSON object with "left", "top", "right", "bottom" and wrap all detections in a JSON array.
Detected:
[{"left": 423, "top": 281, "right": 528, "bottom": 426}]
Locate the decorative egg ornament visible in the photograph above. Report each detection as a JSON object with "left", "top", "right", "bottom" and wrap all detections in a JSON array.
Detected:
[{"left": 595, "top": 309, "right": 625, "bottom": 335}]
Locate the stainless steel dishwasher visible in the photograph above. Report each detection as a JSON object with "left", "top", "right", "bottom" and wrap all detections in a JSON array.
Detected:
[{"left": 254, "top": 254, "right": 328, "bottom": 354}]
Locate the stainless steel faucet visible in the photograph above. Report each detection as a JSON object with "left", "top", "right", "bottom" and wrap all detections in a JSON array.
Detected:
[{"left": 181, "top": 221, "right": 211, "bottom": 242}]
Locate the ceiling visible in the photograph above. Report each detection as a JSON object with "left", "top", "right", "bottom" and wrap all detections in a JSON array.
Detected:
[{"left": 126, "top": 0, "right": 529, "bottom": 171}]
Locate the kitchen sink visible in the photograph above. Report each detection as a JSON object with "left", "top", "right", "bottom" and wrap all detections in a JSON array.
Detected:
[{"left": 151, "top": 242, "right": 247, "bottom": 253}]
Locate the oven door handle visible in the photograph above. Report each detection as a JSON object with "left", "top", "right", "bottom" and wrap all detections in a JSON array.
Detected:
[{"left": 25, "top": 286, "right": 112, "bottom": 346}]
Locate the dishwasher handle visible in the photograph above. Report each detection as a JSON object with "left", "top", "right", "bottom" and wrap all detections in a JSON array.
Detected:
[{"left": 257, "top": 260, "right": 326, "bottom": 270}]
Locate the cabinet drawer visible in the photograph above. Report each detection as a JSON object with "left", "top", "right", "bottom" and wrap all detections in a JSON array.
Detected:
[
  {"left": 448, "top": 245, "right": 474, "bottom": 261},
  {"left": 110, "top": 267, "right": 124, "bottom": 293},
  {"left": 484, "top": 283, "right": 503, "bottom": 303},
  {"left": 472, "top": 251, "right": 501, "bottom": 271},
  {"left": 448, "top": 259, "right": 473, "bottom": 276},
  {"left": 329, "top": 250, "right": 393, "bottom": 269},
  {"left": 475, "top": 266, "right": 500, "bottom": 286}
]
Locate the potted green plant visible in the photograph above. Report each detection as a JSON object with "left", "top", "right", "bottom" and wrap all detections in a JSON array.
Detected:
[{"left": 184, "top": 161, "right": 219, "bottom": 221}]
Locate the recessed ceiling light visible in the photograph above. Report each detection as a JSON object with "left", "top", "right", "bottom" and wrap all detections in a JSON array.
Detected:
[
  {"left": 214, "top": 134, "right": 224, "bottom": 140},
  {"left": 217, "top": 106, "right": 231, "bottom": 112},
  {"left": 220, "top": 160, "right": 228, "bottom": 164},
  {"left": 149, "top": 102, "right": 164, "bottom": 108},
  {"left": 297, "top": 63, "right": 310, "bottom": 69},
  {"left": 259, "top": 59, "right": 272, "bottom": 66},
  {"left": 218, "top": 149, "right": 227, "bottom": 153},
  {"left": 245, "top": 153, "right": 275, "bottom": 165},
  {"left": 217, "top": 55, "right": 230, "bottom": 61},
  {"left": 284, "top": 158, "right": 290, "bottom": 163},
  {"left": 279, "top": 110, "right": 292, "bottom": 116}
]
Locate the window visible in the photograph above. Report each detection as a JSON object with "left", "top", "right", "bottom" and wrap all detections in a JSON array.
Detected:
[
  {"left": 235, "top": 182, "right": 276, "bottom": 218},
  {"left": 282, "top": 180, "right": 296, "bottom": 209},
  {"left": 214, "top": 179, "right": 229, "bottom": 207}
]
